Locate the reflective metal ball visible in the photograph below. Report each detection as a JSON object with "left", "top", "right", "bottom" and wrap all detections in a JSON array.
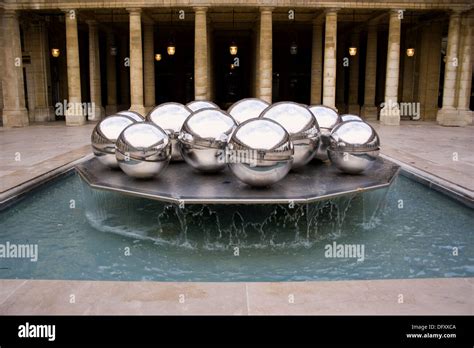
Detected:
[
  {"left": 227, "top": 98, "right": 270, "bottom": 124},
  {"left": 115, "top": 122, "right": 171, "bottom": 179},
  {"left": 227, "top": 119, "right": 293, "bottom": 187},
  {"left": 309, "top": 105, "right": 342, "bottom": 161},
  {"left": 178, "top": 108, "right": 236, "bottom": 172},
  {"left": 340, "top": 114, "right": 363, "bottom": 122},
  {"left": 116, "top": 110, "right": 144, "bottom": 122},
  {"left": 260, "top": 101, "right": 319, "bottom": 168},
  {"left": 186, "top": 100, "right": 219, "bottom": 112},
  {"left": 146, "top": 102, "right": 192, "bottom": 161},
  {"left": 328, "top": 120, "right": 380, "bottom": 174},
  {"left": 91, "top": 115, "right": 136, "bottom": 168}
]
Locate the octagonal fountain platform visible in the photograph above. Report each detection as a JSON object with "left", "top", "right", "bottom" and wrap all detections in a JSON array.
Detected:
[{"left": 76, "top": 157, "right": 400, "bottom": 205}]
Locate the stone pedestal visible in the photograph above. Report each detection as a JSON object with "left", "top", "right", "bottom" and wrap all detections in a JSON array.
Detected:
[
  {"left": 322, "top": 10, "right": 337, "bottom": 108},
  {"left": 33, "top": 107, "right": 55, "bottom": 122},
  {"left": 361, "top": 106, "right": 378, "bottom": 120},
  {"left": 437, "top": 108, "right": 469, "bottom": 126},
  {"left": 2, "top": 10, "right": 29, "bottom": 127},
  {"left": 380, "top": 10, "right": 401, "bottom": 126}
]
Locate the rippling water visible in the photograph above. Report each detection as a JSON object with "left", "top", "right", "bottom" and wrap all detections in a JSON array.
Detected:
[{"left": 0, "top": 171, "right": 472, "bottom": 281}]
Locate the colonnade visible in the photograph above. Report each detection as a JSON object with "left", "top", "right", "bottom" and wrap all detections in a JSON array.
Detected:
[{"left": 1, "top": 7, "right": 472, "bottom": 127}]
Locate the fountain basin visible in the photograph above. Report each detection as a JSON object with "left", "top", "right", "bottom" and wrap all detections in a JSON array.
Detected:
[{"left": 76, "top": 157, "right": 400, "bottom": 204}]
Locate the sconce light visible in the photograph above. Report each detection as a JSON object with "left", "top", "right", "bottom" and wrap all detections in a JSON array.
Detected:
[
  {"left": 51, "top": 48, "right": 60, "bottom": 58},
  {"left": 167, "top": 43, "right": 176, "bottom": 56},
  {"left": 406, "top": 48, "right": 415, "bottom": 57},
  {"left": 229, "top": 42, "right": 238, "bottom": 55}
]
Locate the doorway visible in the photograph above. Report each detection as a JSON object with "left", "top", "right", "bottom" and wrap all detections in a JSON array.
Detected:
[
  {"left": 212, "top": 30, "right": 253, "bottom": 109},
  {"left": 272, "top": 25, "right": 312, "bottom": 104}
]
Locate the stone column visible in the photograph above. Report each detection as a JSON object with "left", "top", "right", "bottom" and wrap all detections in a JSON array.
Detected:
[
  {"left": 128, "top": 8, "right": 146, "bottom": 116},
  {"left": 119, "top": 35, "right": 130, "bottom": 108},
  {"left": 380, "top": 10, "right": 402, "bottom": 126},
  {"left": 194, "top": 7, "right": 208, "bottom": 101},
  {"left": 335, "top": 34, "right": 345, "bottom": 112},
  {"left": 254, "top": 20, "right": 261, "bottom": 98},
  {"left": 348, "top": 29, "right": 360, "bottom": 114},
  {"left": 1, "top": 10, "right": 29, "bottom": 127},
  {"left": 323, "top": 9, "right": 337, "bottom": 108},
  {"left": 310, "top": 18, "right": 323, "bottom": 105},
  {"left": 63, "top": 9, "right": 85, "bottom": 126},
  {"left": 87, "top": 20, "right": 104, "bottom": 121},
  {"left": 257, "top": 7, "right": 273, "bottom": 103},
  {"left": 29, "top": 21, "right": 54, "bottom": 122},
  {"left": 0, "top": 14, "right": 4, "bottom": 122},
  {"left": 417, "top": 22, "right": 442, "bottom": 121},
  {"left": 105, "top": 31, "right": 117, "bottom": 115},
  {"left": 436, "top": 11, "right": 463, "bottom": 126},
  {"left": 361, "top": 24, "right": 378, "bottom": 120},
  {"left": 455, "top": 15, "right": 473, "bottom": 124},
  {"left": 207, "top": 21, "right": 214, "bottom": 101},
  {"left": 401, "top": 27, "right": 418, "bottom": 104},
  {"left": 143, "top": 22, "right": 155, "bottom": 111}
]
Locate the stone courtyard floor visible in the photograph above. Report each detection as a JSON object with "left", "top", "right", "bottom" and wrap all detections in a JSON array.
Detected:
[{"left": 0, "top": 120, "right": 473, "bottom": 314}]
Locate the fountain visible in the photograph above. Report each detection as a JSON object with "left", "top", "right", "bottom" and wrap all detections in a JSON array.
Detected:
[{"left": 78, "top": 100, "right": 400, "bottom": 244}]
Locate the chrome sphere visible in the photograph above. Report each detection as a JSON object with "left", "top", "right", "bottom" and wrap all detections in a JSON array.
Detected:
[
  {"left": 186, "top": 100, "right": 219, "bottom": 112},
  {"left": 116, "top": 110, "right": 144, "bottom": 122},
  {"left": 115, "top": 122, "right": 171, "bottom": 179},
  {"left": 340, "top": 114, "right": 363, "bottom": 122},
  {"left": 227, "top": 98, "right": 270, "bottom": 124},
  {"left": 309, "top": 105, "right": 342, "bottom": 161},
  {"left": 178, "top": 108, "right": 236, "bottom": 172},
  {"left": 227, "top": 119, "right": 293, "bottom": 187},
  {"left": 328, "top": 120, "right": 380, "bottom": 174},
  {"left": 146, "top": 102, "right": 192, "bottom": 161},
  {"left": 260, "top": 101, "right": 319, "bottom": 168},
  {"left": 91, "top": 115, "right": 136, "bottom": 168}
]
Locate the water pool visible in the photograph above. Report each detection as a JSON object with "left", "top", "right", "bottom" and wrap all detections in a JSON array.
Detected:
[{"left": 0, "top": 171, "right": 472, "bottom": 282}]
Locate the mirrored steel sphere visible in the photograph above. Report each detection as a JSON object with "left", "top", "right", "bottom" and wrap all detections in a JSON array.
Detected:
[
  {"left": 227, "top": 98, "right": 270, "bottom": 124},
  {"left": 340, "top": 114, "right": 363, "bottom": 122},
  {"left": 328, "top": 120, "right": 380, "bottom": 174},
  {"left": 91, "top": 115, "right": 136, "bottom": 168},
  {"left": 309, "top": 105, "right": 342, "bottom": 161},
  {"left": 116, "top": 110, "right": 144, "bottom": 122},
  {"left": 260, "top": 101, "right": 319, "bottom": 168},
  {"left": 186, "top": 100, "right": 219, "bottom": 112},
  {"left": 115, "top": 122, "right": 171, "bottom": 179},
  {"left": 227, "top": 119, "right": 293, "bottom": 187},
  {"left": 146, "top": 102, "right": 192, "bottom": 161},
  {"left": 178, "top": 108, "right": 237, "bottom": 172}
]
